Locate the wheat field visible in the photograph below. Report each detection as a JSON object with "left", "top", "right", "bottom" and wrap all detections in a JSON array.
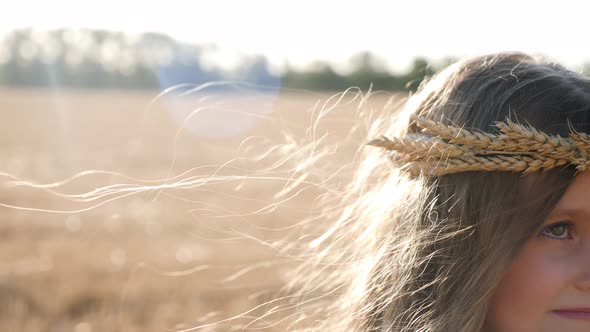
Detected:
[{"left": 0, "top": 87, "right": 400, "bottom": 332}]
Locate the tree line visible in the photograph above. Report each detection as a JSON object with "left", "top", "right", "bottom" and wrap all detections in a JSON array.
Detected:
[{"left": 4, "top": 29, "right": 586, "bottom": 92}]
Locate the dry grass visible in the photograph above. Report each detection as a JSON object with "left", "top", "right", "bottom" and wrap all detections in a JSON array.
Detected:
[{"left": 0, "top": 87, "right": 397, "bottom": 331}]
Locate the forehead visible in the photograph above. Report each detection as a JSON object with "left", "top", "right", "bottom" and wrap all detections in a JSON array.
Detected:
[{"left": 547, "top": 170, "right": 590, "bottom": 217}]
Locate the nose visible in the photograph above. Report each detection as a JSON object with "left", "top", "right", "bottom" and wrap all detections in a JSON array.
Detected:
[
  {"left": 575, "top": 273, "right": 590, "bottom": 291},
  {"left": 574, "top": 247, "right": 590, "bottom": 291}
]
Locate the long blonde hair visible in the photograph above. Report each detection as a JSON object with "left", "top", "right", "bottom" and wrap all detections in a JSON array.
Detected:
[{"left": 288, "top": 51, "right": 590, "bottom": 331}]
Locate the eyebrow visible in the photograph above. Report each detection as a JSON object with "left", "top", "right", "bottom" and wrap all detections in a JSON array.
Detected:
[{"left": 547, "top": 208, "right": 590, "bottom": 220}]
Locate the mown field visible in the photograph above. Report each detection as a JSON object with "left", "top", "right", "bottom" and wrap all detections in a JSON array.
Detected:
[{"left": 0, "top": 87, "right": 400, "bottom": 331}]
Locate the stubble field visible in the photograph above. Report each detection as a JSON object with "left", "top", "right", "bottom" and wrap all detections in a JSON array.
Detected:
[{"left": 0, "top": 87, "right": 400, "bottom": 332}]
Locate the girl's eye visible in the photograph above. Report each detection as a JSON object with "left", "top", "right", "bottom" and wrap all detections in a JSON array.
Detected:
[{"left": 541, "top": 221, "right": 573, "bottom": 240}]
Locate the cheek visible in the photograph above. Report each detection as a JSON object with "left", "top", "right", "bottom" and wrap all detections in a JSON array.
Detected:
[{"left": 486, "top": 242, "right": 570, "bottom": 330}]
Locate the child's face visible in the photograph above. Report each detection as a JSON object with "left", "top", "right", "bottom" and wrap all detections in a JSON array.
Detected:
[{"left": 485, "top": 170, "right": 590, "bottom": 332}]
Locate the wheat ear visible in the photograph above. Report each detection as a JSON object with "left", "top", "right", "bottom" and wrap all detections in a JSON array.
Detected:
[
  {"left": 404, "top": 155, "right": 567, "bottom": 177},
  {"left": 366, "top": 134, "right": 473, "bottom": 160},
  {"left": 411, "top": 115, "right": 498, "bottom": 149},
  {"left": 495, "top": 119, "right": 575, "bottom": 159}
]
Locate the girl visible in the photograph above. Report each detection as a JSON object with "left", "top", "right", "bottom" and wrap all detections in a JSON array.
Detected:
[
  {"left": 4, "top": 51, "right": 590, "bottom": 332},
  {"left": 300, "top": 51, "right": 590, "bottom": 331}
]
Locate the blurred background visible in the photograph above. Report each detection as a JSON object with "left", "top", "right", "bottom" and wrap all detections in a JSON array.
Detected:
[{"left": 0, "top": 1, "right": 588, "bottom": 331}]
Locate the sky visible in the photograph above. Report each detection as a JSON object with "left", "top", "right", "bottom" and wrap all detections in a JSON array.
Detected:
[{"left": 2, "top": 0, "right": 589, "bottom": 73}]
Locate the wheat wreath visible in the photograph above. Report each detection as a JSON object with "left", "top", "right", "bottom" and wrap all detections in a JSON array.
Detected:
[{"left": 367, "top": 115, "right": 590, "bottom": 177}]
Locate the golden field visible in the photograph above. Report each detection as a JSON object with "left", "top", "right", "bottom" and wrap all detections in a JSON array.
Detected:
[{"left": 0, "top": 87, "right": 400, "bottom": 332}]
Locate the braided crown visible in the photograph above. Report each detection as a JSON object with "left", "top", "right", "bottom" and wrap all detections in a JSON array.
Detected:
[{"left": 367, "top": 115, "right": 590, "bottom": 177}]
